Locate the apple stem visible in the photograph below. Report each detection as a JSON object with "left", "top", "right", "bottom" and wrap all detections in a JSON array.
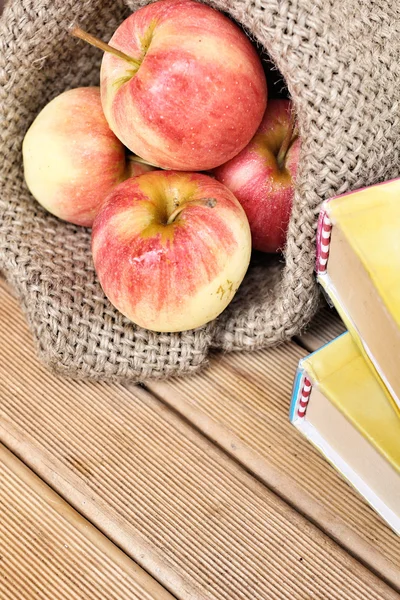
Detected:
[
  {"left": 277, "top": 109, "right": 297, "bottom": 170},
  {"left": 70, "top": 26, "right": 141, "bottom": 67},
  {"left": 166, "top": 197, "right": 217, "bottom": 226}
]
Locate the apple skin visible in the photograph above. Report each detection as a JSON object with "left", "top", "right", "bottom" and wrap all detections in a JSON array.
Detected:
[
  {"left": 100, "top": 0, "right": 267, "bottom": 171},
  {"left": 23, "top": 87, "right": 154, "bottom": 227},
  {"left": 214, "top": 99, "right": 300, "bottom": 253},
  {"left": 91, "top": 171, "right": 251, "bottom": 332}
]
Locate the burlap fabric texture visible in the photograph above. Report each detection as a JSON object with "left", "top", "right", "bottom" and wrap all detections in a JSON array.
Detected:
[{"left": 0, "top": 0, "right": 399, "bottom": 382}]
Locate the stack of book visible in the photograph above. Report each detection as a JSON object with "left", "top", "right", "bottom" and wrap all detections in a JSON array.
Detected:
[{"left": 290, "top": 178, "right": 400, "bottom": 534}]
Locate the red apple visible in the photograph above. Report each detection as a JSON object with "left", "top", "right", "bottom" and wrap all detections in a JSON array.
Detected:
[
  {"left": 214, "top": 99, "right": 300, "bottom": 253},
  {"left": 74, "top": 0, "right": 267, "bottom": 171},
  {"left": 23, "top": 87, "right": 154, "bottom": 227},
  {"left": 92, "top": 171, "right": 251, "bottom": 332}
]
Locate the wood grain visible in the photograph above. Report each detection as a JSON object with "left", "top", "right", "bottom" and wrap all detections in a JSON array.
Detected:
[
  {"left": 0, "top": 283, "right": 396, "bottom": 599},
  {"left": 148, "top": 343, "right": 400, "bottom": 590},
  {"left": 0, "top": 443, "right": 173, "bottom": 600}
]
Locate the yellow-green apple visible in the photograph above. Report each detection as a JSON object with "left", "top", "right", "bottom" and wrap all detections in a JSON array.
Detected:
[
  {"left": 92, "top": 171, "right": 251, "bottom": 332},
  {"left": 72, "top": 0, "right": 267, "bottom": 171},
  {"left": 214, "top": 99, "right": 300, "bottom": 253},
  {"left": 23, "top": 87, "right": 154, "bottom": 227}
]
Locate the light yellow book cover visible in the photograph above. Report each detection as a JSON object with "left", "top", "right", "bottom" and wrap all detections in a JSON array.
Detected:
[
  {"left": 291, "top": 333, "right": 400, "bottom": 534},
  {"left": 316, "top": 178, "right": 400, "bottom": 410}
]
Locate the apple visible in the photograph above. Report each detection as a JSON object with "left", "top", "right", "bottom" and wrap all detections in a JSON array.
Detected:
[
  {"left": 91, "top": 171, "right": 251, "bottom": 332},
  {"left": 72, "top": 0, "right": 267, "bottom": 171},
  {"left": 23, "top": 87, "right": 154, "bottom": 227},
  {"left": 214, "top": 99, "right": 300, "bottom": 253}
]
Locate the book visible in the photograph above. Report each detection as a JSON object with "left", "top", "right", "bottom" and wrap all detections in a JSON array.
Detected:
[
  {"left": 316, "top": 178, "right": 400, "bottom": 410},
  {"left": 290, "top": 332, "right": 400, "bottom": 534}
]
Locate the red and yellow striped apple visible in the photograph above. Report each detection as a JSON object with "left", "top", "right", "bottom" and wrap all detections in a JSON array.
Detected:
[
  {"left": 92, "top": 171, "right": 251, "bottom": 332},
  {"left": 23, "top": 87, "right": 154, "bottom": 227},
  {"left": 74, "top": 0, "right": 267, "bottom": 171},
  {"left": 214, "top": 99, "right": 300, "bottom": 253}
]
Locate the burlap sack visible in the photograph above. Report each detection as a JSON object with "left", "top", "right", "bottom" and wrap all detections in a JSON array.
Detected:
[{"left": 0, "top": 0, "right": 399, "bottom": 382}]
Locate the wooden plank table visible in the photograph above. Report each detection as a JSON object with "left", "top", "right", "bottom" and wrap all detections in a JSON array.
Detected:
[{"left": 0, "top": 280, "right": 398, "bottom": 599}]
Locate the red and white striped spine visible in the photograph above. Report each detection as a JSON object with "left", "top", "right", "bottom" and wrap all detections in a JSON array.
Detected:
[
  {"left": 297, "top": 377, "right": 312, "bottom": 418},
  {"left": 317, "top": 213, "right": 332, "bottom": 274}
]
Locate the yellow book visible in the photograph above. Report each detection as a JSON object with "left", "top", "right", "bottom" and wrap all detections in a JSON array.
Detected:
[
  {"left": 316, "top": 178, "right": 400, "bottom": 410},
  {"left": 290, "top": 332, "right": 400, "bottom": 535}
]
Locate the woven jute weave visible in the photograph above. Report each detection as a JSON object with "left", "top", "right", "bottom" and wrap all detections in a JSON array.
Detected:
[{"left": 0, "top": 0, "right": 399, "bottom": 382}]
